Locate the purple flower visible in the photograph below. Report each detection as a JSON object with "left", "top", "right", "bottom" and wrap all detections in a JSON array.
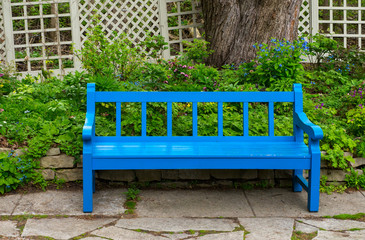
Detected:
[
  {"left": 203, "top": 87, "right": 207, "bottom": 91},
  {"left": 164, "top": 81, "right": 168, "bottom": 84},
  {"left": 0, "top": 73, "right": 4, "bottom": 77},
  {"left": 360, "top": 104, "right": 363, "bottom": 109}
]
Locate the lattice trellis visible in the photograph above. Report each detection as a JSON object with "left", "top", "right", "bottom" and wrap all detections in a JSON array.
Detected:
[
  {"left": 2, "top": 0, "right": 76, "bottom": 73},
  {"left": 318, "top": 0, "right": 365, "bottom": 49},
  {"left": 299, "top": 0, "right": 312, "bottom": 36},
  {"left": 0, "top": 1, "right": 6, "bottom": 61},
  {"left": 2, "top": 0, "right": 365, "bottom": 75},
  {"left": 166, "top": 0, "right": 203, "bottom": 57},
  {"left": 78, "top": 0, "right": 161, "bottom": 46}
]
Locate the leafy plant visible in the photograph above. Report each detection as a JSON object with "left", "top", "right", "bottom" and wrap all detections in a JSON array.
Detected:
[
  {"left": 124, "top": 186, "right": 140, "bottom": 201},
  {"left": 181, "top": 39, "right": 214, "bottom": 64},
  {"left": 238, "top": 38, "right": 308, "bottom": 91},
  {"left": 0, "top": 151, "right": 45, "bottom": 194}
]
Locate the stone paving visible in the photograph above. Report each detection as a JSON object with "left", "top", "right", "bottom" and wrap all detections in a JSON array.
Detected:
[{"left": 0, "top": 188, "right": 364, "bottom": 239}]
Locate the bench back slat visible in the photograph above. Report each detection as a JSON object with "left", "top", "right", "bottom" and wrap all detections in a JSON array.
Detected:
[
  {"left": 218, "top": 102, "right": 223, "bottom": 137},
  {"left": 167, "top": 102, "right": 173, "bottom": 137},
  {"left": 193, "top": 102, "right": 198, "bottom": 137},
  {"left": 87, "top": 84, "right": 304, "bottom": 140},
  {"left": 94, "top": 91, "right": 295, "bottom": 103},
  {"left": 243, "top": 102, "right": 249, "bottom": 137},
  {"left": 116, "top": 102, "right": 121, "bottom": 137},
  {"left": 268, "top": 101, "right": 274, "bottom": 137},
  {"left": 141, "top": 102, "right": 147, "bottom": 137}
]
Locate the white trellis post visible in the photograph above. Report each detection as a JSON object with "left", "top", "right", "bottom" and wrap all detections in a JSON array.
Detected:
[
  {"left": 158, "top": 0, "right": 170, "bottom": 59},
  {"left": 70, "top": 0, "right": 82, "bottom": 70},
  {"left": 311, "top": 0, "right": 319, "bottom": 36},
  {"left": 2, "top": 0, "right": 15, "bottom": 64}
]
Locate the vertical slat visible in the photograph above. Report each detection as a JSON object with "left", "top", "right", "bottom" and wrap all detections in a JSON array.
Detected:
[
  {"left": 142, "top": 102, "right": 147, "bottom": 137},
  {"left": 157, "top": 0, "right": 170, "bottom": 59},
  {"left": 243, "top": 102, "right": 249, "bottom": 136},
  {"left": 192, "top": 102, "right": 198, "bottom": 136},
  {"left": 116, "top": 102, "right": 121, "bottom": 136},
  {"left": 268, "top": 102, "right": 274, "bottom": 136},
  {"left": 2, "top": 0, "right": 15, "bottom": 63},
  {"left": 70, "top": 0, "right": 82, "bottom": 69},
  {"left": 167, "top": 102, "right": 172, "bottom": 136},
  {"left": 218, "top": 102, "right": 223, "bottom": 137}
]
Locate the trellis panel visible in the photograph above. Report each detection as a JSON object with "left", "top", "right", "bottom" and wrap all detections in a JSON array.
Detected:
[
  {"left": 78, "top": 0, "right": 161, "bottom": 45},
  {"left": 0, "top": 1, "right": 6, "bottom": 61}
]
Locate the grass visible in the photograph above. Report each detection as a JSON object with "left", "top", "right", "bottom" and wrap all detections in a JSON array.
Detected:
[
  {"left": 291, "top": 231, "right": 318, "bottom": 240},
  {"left": 332, "top": 213, "right": 365, "bottom": 220}
]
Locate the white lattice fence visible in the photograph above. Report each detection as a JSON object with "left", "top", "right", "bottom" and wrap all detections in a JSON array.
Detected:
[
  {"left": 318, "top": 0, "right": 365, "bottom": 49},
  {"left": 1, "top": 0, "right": 365, "bottom": 74},
  {"left": 78, "top": 0, "right": 161, "bottom": 46},
  {"left": 0, "top": 1, "right": 6, "bottom": 61}
]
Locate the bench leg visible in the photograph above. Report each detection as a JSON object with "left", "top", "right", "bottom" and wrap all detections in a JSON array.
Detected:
[
  {"left": 308, "top": 143, "right": 321, "bottom": 212},
  {"left": 83, "top": 155, "right": 93, "bottom": 213},
  {"left": 92, "top": 170, "right": 96, "bottom": 193},
  {"left": 293, "top": 169, "right": 303, "bottom": 192}
]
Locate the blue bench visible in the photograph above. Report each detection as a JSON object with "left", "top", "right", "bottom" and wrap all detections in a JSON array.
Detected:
[{"left": 82, "top": 83, "right": 323, "bottom": 213}]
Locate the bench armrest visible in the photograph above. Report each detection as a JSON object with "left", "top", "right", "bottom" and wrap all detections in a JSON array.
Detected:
[
  {"left": 83, "top": 113, "right": 95, "bottom": 141},
  {"left": 294, "top": 112, "right": 323, "bottom": 140}
]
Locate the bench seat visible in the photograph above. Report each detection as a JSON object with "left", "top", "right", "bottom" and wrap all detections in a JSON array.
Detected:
[{"left": 92, "top": 141, "right": 310, "bottom": 159}]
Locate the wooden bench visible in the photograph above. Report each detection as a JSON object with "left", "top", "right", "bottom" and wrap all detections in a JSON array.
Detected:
[{"left": 82, "top": 83, "right": 323, "bottom": 213}]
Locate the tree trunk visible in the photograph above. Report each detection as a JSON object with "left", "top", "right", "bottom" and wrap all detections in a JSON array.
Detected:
[{"left": 201, "top": 0, "right": 303, "bottom": 66}]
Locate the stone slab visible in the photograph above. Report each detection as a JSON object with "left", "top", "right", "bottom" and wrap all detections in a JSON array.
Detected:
[
  {"left": 13, "top": 189, "right": 126, "bottom": 215},
  {"left": 40, "top": 154, "right": 75, "bottom": 169},
  {"left": 22, "top": 217, "right": 115, "bottom": 240},
  {"left": 245, "top": 188, "right": 308, "bottom": 217},
  {"left": 0, "top": 194, "right": 21, "bottom": 215},
  {"left": 80, "top": 238, "right": 105, "bottom": 240},
  {"left": 313, "top": 230, "right": 365, "bottom": 240},
  {"left": 137, "top": 189, "right": 253, "bottom": 218},
  {"left": 0, "top": 221, "right": 20, "bottom": 237},
  {"left": 115, "top": 218, "right": 238, "bottom": 232},
  {"left": 46, "top": 148, "right": 60, "bottom": 156},
  {"left": 136, "top": 170, "right": 161, "bottom": 182},
  {"left": 295, "top": 221, "right": 319, "bottom": 233},
  {"left": 56, "top": 169, "right": 83, "bottom": 182},
  {"left": 195, "top": 232, "right": 244, "bottom": 240},
  {"left": 97, "top": 170, "right": 136, "bottom": 182},
  {"left": 299, "top": 218, "right": 365, "bottom": 231},
  {"left": 161, "top": 232, "right": 199, "bottom": 239},
  {"left": 239, "top": 218, "right": 294, "bottom": 240},
  {"left": 351, "top": 158, "right": 365, "bottom": 168},
  {"left": 92, "top": 226, "right": 165, "bottom": 240},
  {"left": 178, "top": 170, "right": 210, "bottom": 180},
  {"left": 245, "top": 188, "right": 365, "bottom": 217}
]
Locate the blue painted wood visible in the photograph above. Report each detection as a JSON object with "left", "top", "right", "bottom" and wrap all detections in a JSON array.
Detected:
[
  {"left": 142, "top": 102, "right": 147, "bottom": 137},
  {"left": 116, "top": 102, "right": 121, "bottom": 137},
  {"left": 93, "top": 136, "right": 296, "bottom": 142},
  {"left": 92, "top": 142, "right": 310, "bottom": 159},
  {"left": 82, "top": 83, "right": 323, "bottom": 213},
  {"left": 92, "top": 158, "right": 310, "bottom": 170},
  {"left": 293, "top": 169, "right": 304, "bottom": 192},
  {"left": 167, "top": 102, "right": 172, "bottom": 136},
  {"left": 94, "top": 91, "right": 295, "bottom": 103},
  {"left": 218, "top": 102, "right": 223, "bottom": 137},
  {"left": 243, "top": 102, "right": 249, "bottom": 136},
  {"left": 268, "top": 102, "right": 274, "bottom": 136},
  {"left": 294, "top": 174, "right": 309, "bottom": 192},
  {"left": 193, "top": 102, "right": 198, "bottom": 136}
]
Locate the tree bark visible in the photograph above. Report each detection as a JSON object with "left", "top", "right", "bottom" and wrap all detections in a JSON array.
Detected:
[{"left": 201, "top": 0, "right": 303, "bottom": 67}]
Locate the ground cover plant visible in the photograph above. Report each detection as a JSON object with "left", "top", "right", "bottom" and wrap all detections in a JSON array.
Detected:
[{"left": 1, "top": 23, "right": 365, "bottom": 192}]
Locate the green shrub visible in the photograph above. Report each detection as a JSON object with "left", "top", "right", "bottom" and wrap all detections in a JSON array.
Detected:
[
  {"left": 238, "top": 38, "right": 308, "bottom": 91},
  {"left": 0, "top": 151, "right": 45, "bottom": 194}
]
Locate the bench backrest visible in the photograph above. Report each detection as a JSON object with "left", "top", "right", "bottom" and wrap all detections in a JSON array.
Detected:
[{"left": 86, "top": 83, "right": 303, "bottom": 142}]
